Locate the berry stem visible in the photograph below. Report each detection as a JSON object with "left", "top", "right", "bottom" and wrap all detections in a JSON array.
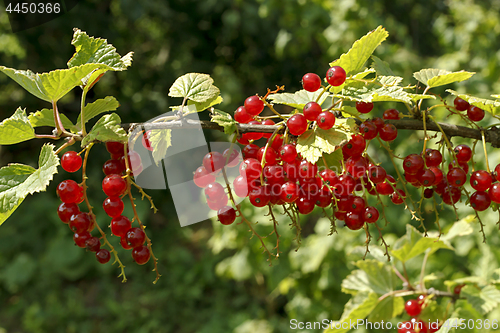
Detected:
[
  {"left": 481, "top": 130, "right": 491, "bottom": 173},
  {"left": 432, "top": 197, "right": 442, "bottom": 236},
  {"left": 52, "top": 100, "right": 65, "bottom": 136},
  {"left": 363, "top": 223, "right": 372, "bottom": 260},
  {"left": 462, "top": 187, "right": 487, "bottom": 243},
  {"left": 418, "top": 249, "right": 431, "bottom": 291},
  {"left": 267, "top": 204, "right": 281, "bottom": 258}
]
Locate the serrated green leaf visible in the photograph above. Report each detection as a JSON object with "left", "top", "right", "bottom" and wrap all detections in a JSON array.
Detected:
[
  {"left": 413, "top": 69, "right": 475, "bottom": 88},
  {"left": 324, "top": 292, "right": 379, "bottom": 333},
  {"left": 391, "top": 225, "right": 453, "bottom": 263},
  {"left": 341, "top": 106, "right": 361, "bottom": 118},
  {"left": 378, "top": 75, "right": 404, "bottom": 86},
  {"left": 148, "top": 128, "right": 172, "bottom": 166},
  {"left": 434, "top": 318, "right": 463, "bottom": 333},
  {"left": 81, "top": 113, "right": 127, "bottom": 147},
  {"left": 76, "top": 96, "right": 120, "bottom": 127},
  {"left": 447, "top": 89, "right": 500, "bottom": 115},
  {"left": 442, "top": 215, "right": 475, "bottom": 241},
  {"left": 367, "top": 296, "right": 404, "bottom": 322},
  {"left": 329, "top": 26, "right": 389, "bottom": 76},
  {"left": 341, "top": 259, "right": 398, "bottom": 295},
  {"left": 350, "top": 68, "right": 376, "bottom": 80},
  {"left": 168, "top": 73, "right": 220, "bottom": 103},
  {"left": 67, "top": 28, "right": 132, "bottom": 89},
  {"left": 185, "top": 95, "right": 223, "bottom": 114},
  {"left": 371, "top": 56, "right": 394, "bottom": 76},
  {"left": 461, "top": 285, "right": 500, "bottom": 315},
  {"left": 210, "top": 109, "right": 237, "bottom": 135},
  {"left": 0, "top": 108, "right": 35, "bottom": 145},
  {"left": 0, "top": 64, "right": 107, "bottom": 102},
  {"left": 0, "top": 144, "right": 59, "bottom": 226},
  {"left": 268, "top": 89, "right": 329, "bottom": 110},
  {"left": 297, "top": 128, "right": 349, "bottom": 164},
  {"left": 28, "top": 108, "right": 78, "bottom": 132},
  {"left": 317, "top": 150, "right": 343, "bottom": 173}
]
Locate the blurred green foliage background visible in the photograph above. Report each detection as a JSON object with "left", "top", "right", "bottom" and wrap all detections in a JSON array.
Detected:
[{"left": 1, "top": 0, "right": 500, "bottom": 332}]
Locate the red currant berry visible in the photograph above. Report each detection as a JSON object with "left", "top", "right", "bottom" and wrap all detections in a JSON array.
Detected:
[
  {"left": 249, "top": 186, "right": 270, "bottom": 207},
  {"left": 345, "top": 156, "right": 368, "bottom": 179},
  {"left": 96, "top": 249, "right": 111, "bottom": 264},
  {"left": 57, "top": 179, "right": 81, "bottom": 203},
  {"left": 105, "top": 141, "right": 125, "bottom": 155},
  {"left": 218, "top": 206, "right": 236, "bottom": 225},
  {"left": 429, "top": 166, "right": 444, "bottom": 185},
  {"left": 372, "top": 117, "right": 385, "bottom": 130},
  {"left": 364, "top": 206, "right": 379, "bottom": 223},
  {"left": 279, "top": 144, "right": 297, "bottom": 163},
  {"left": 335, "top": 173, "right": 355, "bottom": 196},
  {"left": 103, "top": 196, "right": 124, "bottom": 218},
  {"left": 126, "top": 227, "right": 146, "bottom": 247},
  {"left": 424, "top": 149, "right": 442, "bottom": 167},
  {"left": 244, "top": 95, "right": 265, "bottom": 116},
  {"left": 301, "top": 73, "right": 322, "bottom": 92},
  {"left": 61, "top": 151, "right": 82, "bottom": 173},
  {"left": 359, "top": 120, "right": 378, "bottom": 140},
  {"left": 242, "top": 144, "right": 260, "bottom": 160},
  {"left": 343, "top": 134, "right": 366, "bottom": 157},
  {"left": 203, "top": 152, "right": 225, "bottom": 173},
  {"left": 467, "top": 105, "right": 485, "bottom": 122},
  {"left": 454, "top": 144, "right": 472, "bottom": 162},
  {"left": 390, "top": 189, "right": 406, "bottom": 205},
  {"left": 470, "top": 191, "right": 491, "bottom": 211},
  {"left": 234, "top": 106, "right": 253, "bottom": 123},
  {"left": 110, "top": 215, "right": 132, "bottom": 237},
  {"left": 257, "top": 147, "right": 278, "bottom": 166},
  {"left": 319, "top": 169, "right": 339, "bottom": 187},
  {"left": 270, "top": 135, "right": 284, "bottom": 151},
  {"left": 470, "top": 170, "right": 493, "bottom": 192},
  {"left": 494, "top": 164, "right": 500, "bottom": 182},
  {"left": 263, "top": 165, "right": 285, "bottom": 185},
  {"left": 243, "top": 120, "right": 264, "bottom": 141},
  {"left": 447, "top": 167, "right": 467, "bottom": 187},
  {"left": 141, "top": 130, "right": 154, "bottom": 151},
  {"left": 454, "top": 97, "right": 469, "bottom": 111},
  {"left": 326, "top": 66, "right": 346, "bottom": 86},
  {"left": 378, "top": 123, "right": 398, "bottom": 141},
  {"left": 368, "top": 165, "right": 387, "bottom": 184},
  {"left": 239, "top": 158, "right": 262, "bottom": 180},
  {"left": 280, "top": 181, "right": 299, "bottom": 203},
  {"left": 349, "top": 196, "right": 366, "bottom": 213},
  {"left": 405, "top": 299, "right": 422, "bottom": 317},
  {"left": 287, "top": 114, "right": 308, "bottom": 136},
  {"left": 303, "top": 101, "right": 322, "bottom": 121},
  {"left": 334, "top": 210, "right": 346, "bottom": 221},
  {"left": 223, "top": 148, "right": 240, "bottom": 168},
  {"left": 204, "top": 182, "right": 226, "bottom": 202},
  {"left": 102, "top": 159, "right": 124, "bottom": 175},
  {"left": 120, "top": 236, "right": 133, "bottom": 250},
  {"left": 295, "top": 197, "right": 314, "bottom": 214},
  {"left": 69, "top": 212, "right": 92, "bottom": 233},
  {"left": 73, "top": 231, "right": 91, "bottom": 248},
  {"left": 232, "top": 175, "right": 249, "bottom": 197},
  {"left": 102, "top": 174, "right": 127, "bottom": 197},
  {"left": 315, "top": 190, "right": 332, "bottom": 207},
  {"left": 316, "top": 111, "right": 336, "bottom": 130},
  {"left": 383, "top": 108, "right": 400, "bottom": 120},
  {"left": 442, "top": 186, "right": 461, "bottom": 205},
  {"left": 355, "top": 101, "right": 374, "bottom": 114},
  {"left": 423, "top": 188, "right": 434, "bottom": 198},
  {"left": 236, "top": 136, "right": 250, "bottom": 145},
  {"left": 344, "top": 211, "right": 364, "bottom": 230},
  {"left": 193, "top": 166, "right": 216, "bottom": 188},
  {"left": 403, "top": 154, "right": 425, "bottom": 175},
  {"left": 489, "top": 183, "right": 500, "bottom": 203},
  {"left": 57, "top": 202, "right": 80, "bottom": 223},
  {"left": 454, "top": 284, "right": 465, "bottom": 295},
  {"left": 448, "top": 160, "right": 469, "bottom": 174},
  {"left": 298, "top": 160, "right": 318, "bottom": 179},
  {"left": 132, "top": 245, "right": 150, "bottom": 265},
  {"left": 85, "top": 237, "right": 101, "bottom": 252},
  {"left": 417, "top": 169, "right": 436, "bottom": 187}
]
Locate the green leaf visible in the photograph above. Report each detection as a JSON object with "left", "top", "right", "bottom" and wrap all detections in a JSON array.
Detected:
[
  {"left": 76, "top": 96, "right": 120, "bottom": 127},
  {"left": 149, "top": 128, "right": 172, "bottom": 166},
  {"left": 0, "top": 63, "right": 106, "bottom": 102},
  {"left": 28, "top": 108, "right": 78, "bottom": 132},
  {"left": 267, "top": 89, "right": 328, "bottom": 109},
  {"left": 371, "top": 56, "right": 394, "bottom": 76},
  {"left": 329, "top": 26, "right": 389, "bottom": 76},
  {"left": 434, "top": 318, "right": 463, "bottom": 333},
  {"left": 442, "top": 215, "right": 475, "bottom": 241},
  {"left": 367, "top": 296, "right": 405, "bottom": 322},
  {"left": 186, "top": 95, "right": 223, "bottom": 114},
  {"left": 447, "top": 89, "right": 500, "bottom": 115},
  {"left": 391, "top": 225, "right": 453, "bottom": 263},
  {"left": 210, "top": 109, "right": 237, "bottom": 135},
  {"left": 341, "top": 259, "right": 398, "bottom": 295},
  {"left": 413, "top": 69, "right": 475, "bottom": 88},
  {"left": 338, "top": 82, "right": 435, "bottom": 104},
  {"left": 461, "top": 285, "right": 500, "bottom": 315},
  {"left": 0, "top": 108, "right": 35, "bottom": 145},
  {"left": 324, "top": 292, "right": 379, "bottom": 333},
  {"left": 341, "top": 106, "right": 361, "bottom": 118},
  {"left": 317, "top": 150, "right": 343, "bottom": 173},
  {"left": 168, "top": 73, "right": 220, "bottom": 103},
  {"left": 296, "top": 128, "right": 350, "bottom": 164},
  {"left": 81, "top": 113, "right": 127, "bottom": 147},
  {"left": 0, "top": 144, "right": 59, "bottom": 226}
]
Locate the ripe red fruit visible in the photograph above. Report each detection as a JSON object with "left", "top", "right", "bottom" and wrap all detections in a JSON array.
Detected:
[
  {"left": 368, "top": 165, "right": 387, "bottom": 184},
  {"left": 102, "top": 159, "right": 125, "bottom": 175},
  {"left": 263, "top": 165, "right": 285, "bottom": 185},
  {"left": 326, "top": 66, "right": 347, "bottom": 86},
  {"left": 57, "top": 202, "right": 80, "bottom": 223},
  {"left": 344, "top": 211, "right": 364, "bottom": 230},
  {"left": 350, "top": 196, "right": 366, "bottom": 213},
  {"left": 69, "top": 212, "right": 92, "bottom": 233},
  {"left": 287, "top": 114, "right": 308, "bottom": 136},
  {"left": 105, "top": 141, "right": 125, "bottom": 155},
  {"left": 470, "top": 191, "right": 491, "bottom": 211},
  {"left": 234, "top": 106, "right": 253, "bottom": 123},
  {"left": 359, "top": 120, "right": 378, "bottom": 140},
  {"left": 279, "top": 144, "right": 297, "bottom": 163},
  {"left": 442, "top": 186, "right": 461, "bottom": 205},
  {"left": 57, "top": 180, "right": 81, "bottom": 203},
  {"left": 454, "top": 144, "right": 472, "bottom": 162},
  {"left": 126, "top": 227, "right": 146, "bottom": 247},
  {"left": 423, "top": 188, "right": 434, "bottom": 198},
  {"left": 454, "top": 97, "right": 469, "bottom": 111},
  {"left": 364, "top": 206, "right": 379, "bottom": 223},
  {"left": 298, "top": 160, "right": 318, "bottom": 179},
  {"left": 403, "top": 154, "right": 425, "bottom": 175},
  {"left": 223, "top": 148, "right": 240, "bottom": 167},
  {"left": 218, "top": 206, "right": 237, "bottom": 225},
  {"left": 242, "top": 120, "right": 264, "bottom": 141},
  {"left": 204, "top": 182, "right": 226, "bottom": 202},
  {"left": 193, "top": 166, "right": 216, "bottom": 188},
  {"left": 355, "top": 101, "right": 374, "bottom": 114},
  {"left": 232, "top": 175, "right": 250, "bottom": 197},
  {"left": 315, "top": 190, "right": 332, "bottom": 207},
  {"left": 270, "top": 135, "right": 284, "bottom": 151},
  {"left": 85, "top": 237, "right": 101, "bottom": 252},
  {"left": 447, "top": 167, "right": 467, "bottom": 187},
  {"left": 470, "top": 170, "right": 493, "bottom": 191},
  {"left": 280, "top": 181, "right": 299, "bottom": 203},
  {"left": 243, "top": 144, "right": 260, "bottom": 160},
  {"left": 417, "top": 169, "right": 436, "bottom": 187},
  {"left": 103, "top": 196, "right": 124, "bottom": 218},
  {"left": 301, "top": 73, "right": 322, "bottom": 92},
  {"left": 390, "top": 189, "right": 406, "bottom": 205},
  {"left": 335, "top": 173, "right": 355, "bottom": 196},
  {"left": 61, "top": 151, "right": 82, "bottom": 173},
  {"left": 303, "top": 101, "right": 323, "bottom": 121},
  {"left": 203, "top": 152, "right": 225, "bottom": 173},
  {"left": 467, "top": 105, "right": 485, "bottom": 121},
  {"left": 405, "top": 298, "right": 422, "bottom": 317},
  {"left": 317, "top": 111, "right": 336, "bottom": 130},
  {"left": 239, "top": 158, "right": 262, "bottom": 180},
  {"left": 110, "top": 215, "right": 132, "bottom": 237},
  {"left": 372, "top": 117, "right": 385, "bottom": 130},
  {"left": 494, "top": 164, "right": 500, "bottom": 182},
  {"left": 102, "top": 174, "right": 127, "bottom": 197},
  {"left": 96, "top": 249, "right": 111, "bottom": 264},
  {"left": 424, "top": 149, "right": 442, "bottom": 167},
  {"left": 489, "top": 183, "right": 500, "bottom": 203},
  {"left": 345, "top": 156, "right": 368, "bottom": 179},
  {"left": 244, "top": 95, "right": 265, "bottom": 116},
  {"left": 378, "top": 123, "right": 398, "bottom": 141},
  {"left": 454, "top": 284, "right": 465, "bottom": 295},
  {"left": 73, "top": 231, "right": 91, "bottom": 248},
  {"left": 343, "top": 134, "right": 366, "bottom": 157},
  {"left": 120, "top": 236, "right": 133, "bottom": 250},
  {"left": 383, "top": 108, "right": 400, "bottom": 120},
  {"left": 319, "top": 169, "right": 339, "bottom": 187},
  {"left": 249, "top": 186, "right": 270, "bottom": 207},
  {"left": 141, "top": 130, "right": 154, "bottom": 151},
  {"left": 257, "top": 147, "right": 278, "bottom": 166},
  {"left": 429, "top": 166, "right": 444, "bottom": 185},
  {"left": 132, "top": 245, "right": 150, "bottom": 265}
]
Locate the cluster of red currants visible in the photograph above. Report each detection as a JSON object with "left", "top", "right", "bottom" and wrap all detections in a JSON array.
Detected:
[{"left": 398, "top": 295, "right": 440, "bottom": 333}]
